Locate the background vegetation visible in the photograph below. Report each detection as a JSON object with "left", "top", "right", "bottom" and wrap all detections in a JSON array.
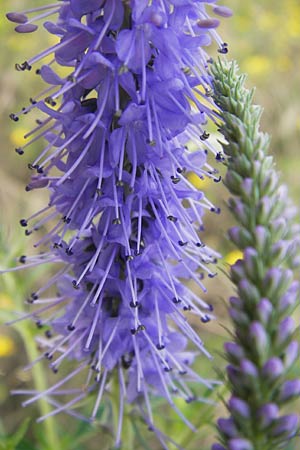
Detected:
[{"left": 0, "top": 1, "right": 299, "bottom": 449}]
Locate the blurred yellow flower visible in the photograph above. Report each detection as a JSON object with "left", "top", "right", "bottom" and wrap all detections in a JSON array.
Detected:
[
  {"left": 243, "top": 55, "right": 271, "bottom": 77},
  {"left": 9, "top": 127, "right": 28, "bottom": 148},
  {"left": 0, "top": 335, "right": 16, "bottom": 357},
  {"left": 225, "top": 250, "right": 243, "bottom": 266},
  {"left": 257, "top": 11, "right": 277, "bottom": 31},
  {"left": 187, "top": 172, "right": 210, "bottom": 190},
  {"left": 0, "top": 293, "right": 14, "bottom": 310}
]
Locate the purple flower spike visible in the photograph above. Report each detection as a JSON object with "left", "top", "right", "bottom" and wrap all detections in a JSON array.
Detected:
[
  {"left": 217, "top": 418, "right": 238, "bottom": 438},
  {"left": 228, "top": 438, "right": 253, "bottom": 450},
  {"left": 212, "top": 444, "right": 227, "bottom": 450},
  {"left": 257, "top": 403, "right": 279, "bottom": 428},
  {"left": 211, "top": 60, "right": 300, "bottom": 450},
  {"left": 7, "top": 0, "right": 230, "bottom": 445},
  {"left": 279, "top": 379, "right": 300, "bottom": 402},
  {"left": 213, "top": 6, "right": 233, "bottom": 18},
  {"left": 262, "top": 357, "right": 284, "bottom": 380},
  {"left": 228, "top": 397, "right": 250, "bottom": 420},
  {"left": 271, "top": 414, "right": 299, "bottom": 438}
]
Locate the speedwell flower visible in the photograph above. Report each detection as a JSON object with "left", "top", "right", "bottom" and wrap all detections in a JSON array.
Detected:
[{"left": 6, "top": 1, "right": 232, "bottom": 446}]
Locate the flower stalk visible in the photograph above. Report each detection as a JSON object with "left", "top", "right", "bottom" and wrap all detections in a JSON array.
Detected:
[{"left": 211, "top": 59, "right": 300, "bottom": 450}]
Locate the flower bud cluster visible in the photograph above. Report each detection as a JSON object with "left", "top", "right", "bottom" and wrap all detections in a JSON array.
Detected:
[
  {"left": 211, "top": 59, "right": 300, "bottom": 450},
  {"left": 6, "top": 1, "right": 232, "bottom": 445}
]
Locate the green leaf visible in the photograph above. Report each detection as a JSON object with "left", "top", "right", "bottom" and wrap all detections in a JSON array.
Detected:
[{"left": 0, "top": 418, "right": 31, "bottom": 450}]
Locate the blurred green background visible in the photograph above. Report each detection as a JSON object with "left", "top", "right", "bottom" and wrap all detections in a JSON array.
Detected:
[{"left": 0, "top": 1, "right": 299, "bottom": 449}]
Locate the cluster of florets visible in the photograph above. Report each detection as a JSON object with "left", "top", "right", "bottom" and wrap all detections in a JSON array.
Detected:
[
  {"left": 211, "top": 60, "right": 300, "bottom": 450},
  {"left": 7, "top": 1, "right": 232, "bottom": 445}
]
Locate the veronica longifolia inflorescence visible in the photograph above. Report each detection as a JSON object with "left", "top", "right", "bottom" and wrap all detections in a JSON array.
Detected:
[{"left": 6, "top": 0, "right": 232, "bottom": 444}]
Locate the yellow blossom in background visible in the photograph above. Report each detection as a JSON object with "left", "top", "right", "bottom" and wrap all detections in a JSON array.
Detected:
[
  {"left": 0, "top": 335, "right": 15, "bottom": 358},
  {"left": 187, "top": 172, "right": 210, "bottom": 190},
  {"left": 225, "top": 250, "right": 243, "bottom": 266},
  {"left": 243, "top": 55, "right": 271, "bottom": 78},
  {"left": 0, "top": 293, "right": 14, "bottom": 311},
  {"left": 9, "top": 127, "right": 28, "bottom": 148}
]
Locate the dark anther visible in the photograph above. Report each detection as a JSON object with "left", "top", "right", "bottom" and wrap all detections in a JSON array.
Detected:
[
  {"left": 66, "top": 247, "right": 73, "bottom": 255},
  {"left": 31, "top": 292, "right": 39, "bottom": 300},
  {"left": 170, "top": 175, "right": 180, "bottom": 184},
  {"left": 213, "top": 176, "right": 222, "bottom": 183},
  {"left": 26, "top": 297, "right": 34, "bottom": 304},
  {"left": 164, "top": 367, "right": 172, "bottom": 372},
  {"left": 72, "top": 280, "right": 79, "bottom": 289},
  {"left": 176, "top": 167, "right": 186, "bottom": 174},
  {"left": 121, "top": 354, "right": 133, "bottom": 369},
  {"left": 15, "top": 148, "right": 24, "bottom": 155},
  {"left": 179, "top": 370, "right": 187, "bottom": 375},
  {"left": 9, "top": 113, "right": 19, "bottom": 122},
  {"left": 137, "top": 324, "right": 146, "bottom": 332},
  {"left": 63, "top": 215, "right": 71, "bottom": 224},
  {"left": 156, "top": 344, "right": 165, "bottom": 350},
  {"left": 130, "top": 328, "right": 137, "bottom": 335},
  {"left": 114, "top": 109, "right": 122, "bottom": 119},
  {"left": 210, "top": 207, "right": 221, "bottom": 214},
  {"left": 183, "top": 305, "right": 192, "bottom": 311},
  {"left": 36, "top": 166, "right": 44, "bottom": 174},
  {"left": 208, "top": 304, "right": 214, "bottom": 312},
  {"left": 52, "top": 366, "right": 58, "bottom": 374},
  {"left": 25, "top": 185, "right": 31, "bottom": 192},
  {"left": 146, "top": 139, "right": 156, "bottom": 147},
  {"left": 200, "top": 131, "right": 210, "bottom": 141},
  {"left": 21, "top": 107, "right": 28, "bottom": 115},
  {"left": 185, "top": 396, "right": 196, "bottom": 404},
  {"left": 27, "top": 163, "right": 34, "bottom": 170},
  {"left": 35, "top": 69, "right": 41, "bottom": 75},
  {"left": 218, "top": 43, "right": 228, "bottom": 54},
  {"left": 126, "top": 255, "right": 134, "bottom": 262},
  {"left": 29, "top": 98, "right": 37, "bottom": 104},
  {"left": 45, "top": 330, "right": 52, "bottom": 339},
  {"left": 172, "top": 297, "right": 181, "bottom": 304},
  {"left": 36, "top": 320, "right": 43, "bottom": 329},
  {"left": 20, "top": 219, "right": 27, "bottom": 227},
  {"left": 15, "top": 61, "right": 32, "bottom": 71},
  {"left": 45, "top": 97, "right": 56, "bottom": 107},
  {"left": 201, "top": 315, "right": 211, "bottom": 323},
  {"left": 25, "top": 229, "right": 32, "bottom": 236},
  {"left": 44, "top": 352, "right": 53, "bottom": 360},
  {"left": 167, "top": 215, "right": 178, "bottom": 223},
  {"left": 80, "top": 98, "right": 97, "bottom": 112},
  {"left": 19, "top": 255, "right": 26, "bottom": 264},
  {"left": 130, "top": 301, "right": 139, "bottom": 308},
  {"left": 67, "top": 324, "right": 75, "bottom": 331},
  {"left": 112, "top": 218, "right": 121, "bottom": 225},
  {"left": 67, "top": 74, "right": 76, "bottom": 83},
  {"left": 216, "top": 152, "right": 224, "bottom": 161},
  {"left": 148, "top": 426, "right": 154, "bottom": 432},
  {"left": 36, "top": 119, "right": 43, "bottom": 125},
  {"left": 196, "top": 241, "right": 205, "bottom": 247},
  {"left": 208, "top": 272, "right": 217, "bottom": 278},
  {"left": 178, "top": 240, "right": 188, "bottom": 247}
]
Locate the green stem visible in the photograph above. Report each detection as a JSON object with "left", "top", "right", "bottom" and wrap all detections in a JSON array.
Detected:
[{"left": 18, "top": 323, "right": 62, "bottom": 450}]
